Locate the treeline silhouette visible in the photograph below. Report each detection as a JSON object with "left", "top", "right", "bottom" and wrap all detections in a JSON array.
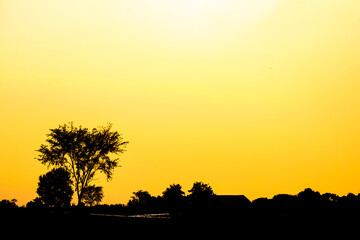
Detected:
[
  {"left": 3, "top": 183, "right": 360, "bottom": 236},
  {"left": 77, "top": 186, "right": 360, "bottom": 225},
  {"left": 3, "top": 183, "right": 360, "bottom": 224}
]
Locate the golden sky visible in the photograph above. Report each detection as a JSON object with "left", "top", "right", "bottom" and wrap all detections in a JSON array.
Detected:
[{"left": 1, "top": 0, "right": 360, "bottom": 205}]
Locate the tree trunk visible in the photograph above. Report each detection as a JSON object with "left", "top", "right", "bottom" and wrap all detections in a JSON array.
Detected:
[
  {"left": 76, "top": 183, "right": 83, "bottom": 206},
  {"left": 77, "top": 190, "right": 83, "bottom": 206}
]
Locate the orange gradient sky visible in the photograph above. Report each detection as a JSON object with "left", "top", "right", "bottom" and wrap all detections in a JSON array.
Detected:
[{"left": 1, "top": 0, "right": 360, "bottom": 205}]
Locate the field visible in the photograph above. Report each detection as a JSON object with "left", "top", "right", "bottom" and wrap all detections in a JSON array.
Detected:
[{"left": 2, "top": 207, "right": 359, "bottom": 238}]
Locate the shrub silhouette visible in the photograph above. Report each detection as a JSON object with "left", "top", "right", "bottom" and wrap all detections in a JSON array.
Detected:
[
  {"left": 0, "top": 199, "right": 18, "bottom": 209},
  {"left": 36, "top": 168, "right": 73, "bottom": 208}
]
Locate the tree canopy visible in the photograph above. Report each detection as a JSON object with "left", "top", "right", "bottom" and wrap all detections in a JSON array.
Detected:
[{"left": 83, "top": 185, "right": 104, "bottom": 207}]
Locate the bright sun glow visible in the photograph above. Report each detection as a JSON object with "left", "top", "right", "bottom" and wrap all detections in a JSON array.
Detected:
[{"left": 114, "top": 0, "right": 278, "bottom": 45}]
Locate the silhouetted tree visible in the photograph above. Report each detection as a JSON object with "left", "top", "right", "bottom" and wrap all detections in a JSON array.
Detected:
[
  {"left": 298, "top": 188, "right": 321, "bottom": 201},
  {"left": 128, "top": 190, "right": 152, "bottom": 206},
  {"left": 322, "top": 193, "right": 339, "bottom": 202},
  {"left": 127, "top": 190, "right": 154, "bottom": 213},
  {"left": 82, "top": 185, "right": 104, "bottom": 207},
  {"left": 36, "top": 168, "right": 73, "bottom": 208},
  {"left": 162, "top": 184, "right": 186, "bottom": 215},
  {"left": 216, "top": 195, "right": 251, "bottom": 219},
  {"left": 271, "top": 194, "right": 299, "bottom": 218},
  {"left": 36, "top": 122, "right": 128, "bottom": 205},
  {"left": 188, "top": 181, "right": 215, "bottom": 204},
  {"left": 0, "top": 199, "right": 18, "bottom": 208},
  {"left": 187, "top": 182, "right": 216, "bottom": 218},
  {"left": 26, "top": 197, "right": 44, "bottom": 208}
]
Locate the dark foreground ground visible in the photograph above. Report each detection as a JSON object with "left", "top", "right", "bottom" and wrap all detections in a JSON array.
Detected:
[{"left": 2, "top": 209, "right": 360, "bottom": 238}]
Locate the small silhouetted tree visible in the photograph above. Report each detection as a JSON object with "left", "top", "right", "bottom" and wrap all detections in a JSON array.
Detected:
[
  {"left": 188, "top": 182, "right": 216, "bottom": 217},
  {"left": 297, "top": 188, "right": 324, "bottom": 216},
  {"left": 83, "top": 185, "right": 104, "bottom": 207},
  {"left": 0, "top": 199, "right": 18, "bottom": 208},
  {"left": 298, "top": 188, "right": 321, "bottom": 201},
  {"left": 127, "top": 190, "right": 154, "bottom": 213},
  {"left": 128, "top": 190, "right": 152, "bottom": 206},
  {"left": 36, "top": 122, "right": 128, "bottom": 205},
  {"left": 26, "top": 197, "right": 44, "bottom": 208},
  {"left": 36, "top": 168, "right": 73, "bottom": 208},
  {"left": 162, "top": 184, "right": 186, "bottom": 215},
  {"left": 188, "top": 181, "right": 215, "bottom": 205},
  {"left": 322, "top": 193, "right": 339, "bottom": 203}
]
